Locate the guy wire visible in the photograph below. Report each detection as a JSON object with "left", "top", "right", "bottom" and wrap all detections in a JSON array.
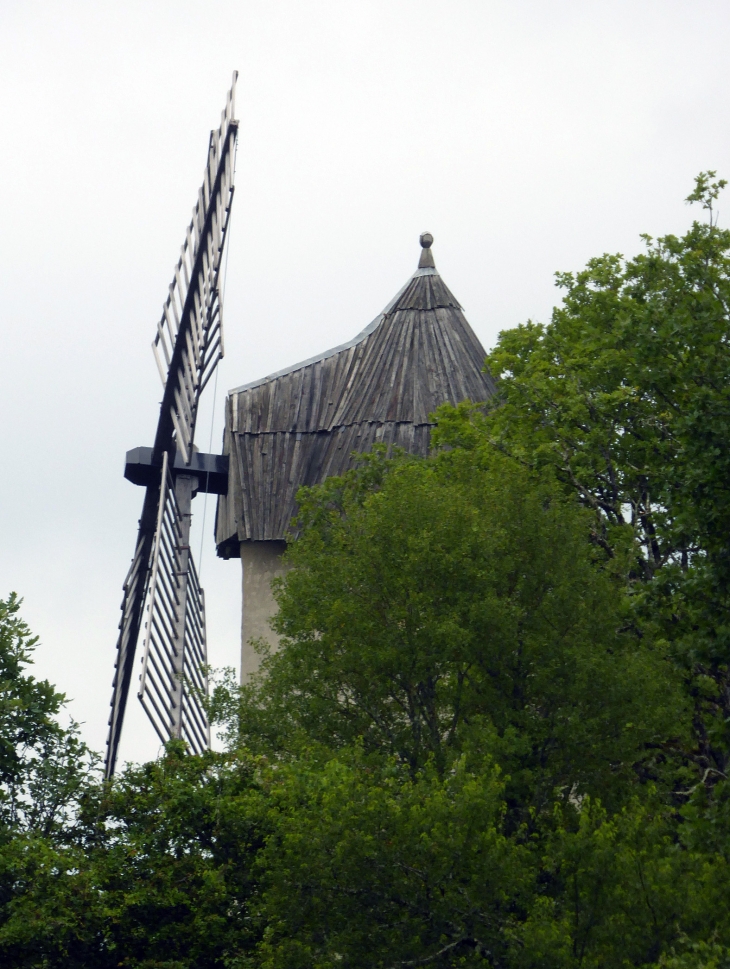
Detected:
[{"left": 197, "top": 365, "right": 219, "bottom": 581}]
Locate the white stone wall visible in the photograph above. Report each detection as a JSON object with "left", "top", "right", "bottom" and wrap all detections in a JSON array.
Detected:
[{"left": 239, "top": 541, "right": 289, "bottom": 681}]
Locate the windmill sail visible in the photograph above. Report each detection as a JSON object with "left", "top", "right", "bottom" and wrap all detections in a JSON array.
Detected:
[
  {"left": 151, "top": 75, "right": 238, "bottom": 460},
  {"left": 137, "top": 453, "right": 210, "bottom": 754},
  {"left": 105, "top": 74, "right": 238, "bottom": 778}
]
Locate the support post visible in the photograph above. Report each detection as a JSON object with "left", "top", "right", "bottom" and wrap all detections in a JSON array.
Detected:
[{"left": 171, "top": 473, "right": 197, "bottom": 738}]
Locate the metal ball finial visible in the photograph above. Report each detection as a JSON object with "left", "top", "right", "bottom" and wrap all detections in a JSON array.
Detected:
[{"left": 420, "top": 232, "right": 433, "bottom": 249}]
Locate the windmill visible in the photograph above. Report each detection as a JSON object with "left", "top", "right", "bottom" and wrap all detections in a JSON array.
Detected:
[
  {"left": 215, "top": 233, "right": 496, "bottom": 679},
  {"left": 105, "top": 74, "right": 239, "bottom": 778}
]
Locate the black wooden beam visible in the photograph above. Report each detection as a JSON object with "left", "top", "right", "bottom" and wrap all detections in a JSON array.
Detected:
[{"left": 124, "top": 447, "right": 228, "bottom": 495}]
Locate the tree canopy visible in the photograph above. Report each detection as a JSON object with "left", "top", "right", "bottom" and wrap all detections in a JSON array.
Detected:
[{"left": 2, "top": 175, "right": 730, "bottom": 967}]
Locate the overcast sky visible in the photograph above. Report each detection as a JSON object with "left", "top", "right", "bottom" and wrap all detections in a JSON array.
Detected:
[{"left": 2, "top": 0, "right": 729, "bottom": 766}]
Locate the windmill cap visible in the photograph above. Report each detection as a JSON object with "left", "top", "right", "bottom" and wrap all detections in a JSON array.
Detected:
[{"left": 418, "top": 232, "right": 436, "bottom": 269}]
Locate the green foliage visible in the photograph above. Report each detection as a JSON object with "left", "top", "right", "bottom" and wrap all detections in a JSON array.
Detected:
[
  {"left": 0, "top": 745, "right": 266, "bottom": 968},
  {"left": 457, "top": 219, "right": 730, "bottom": 577},
  {"left": 659, "top": 940, "right": 730, "bottom": 969},
  {"left": 0, "top": 593, "right": 94, "bottom": 839},
  {"left": 225, "top": 447, "right": 684, "bottom": 824},
  {"left": 252, "top": 752, "right": 530, "bottom": 969},
  {"left": 0, "top": 593, "right": 64, "bottom": 790},
  {"left": 434, "top": 183, "right": 730, "bottom": 792},
  {"left": 686, "top": 170, "right": 728, "bottom": 225},
  {"left": 249, "top": 763, "right": 729, "bottom": 969},
  {"left": 4, "top": 177, "right": 730, "bottom": 966}
]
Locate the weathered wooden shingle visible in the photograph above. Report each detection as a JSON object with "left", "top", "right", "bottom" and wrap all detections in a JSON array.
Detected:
[{"left": 215, "top": 243, "right": 496, "bottom": 554}]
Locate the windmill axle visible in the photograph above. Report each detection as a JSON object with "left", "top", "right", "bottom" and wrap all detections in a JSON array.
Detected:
[{"left": 124, "top": 447, "right": 228, "bottom": 495}]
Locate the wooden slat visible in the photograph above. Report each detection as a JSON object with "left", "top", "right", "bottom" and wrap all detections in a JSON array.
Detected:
[{"left": 216, "top": 262, "right": 497, "bottom": 551}]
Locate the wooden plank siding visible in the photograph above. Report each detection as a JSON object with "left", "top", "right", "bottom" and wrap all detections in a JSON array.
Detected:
[{"left": 215, "top": 262, "right": 496, "bottom": 555}]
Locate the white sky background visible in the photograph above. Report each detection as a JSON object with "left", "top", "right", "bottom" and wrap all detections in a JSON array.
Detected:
[{"left": 1, "top": 0, "right": 729, "bottom": 767}]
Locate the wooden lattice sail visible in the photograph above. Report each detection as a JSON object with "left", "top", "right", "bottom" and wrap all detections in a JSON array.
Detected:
[{"left": 106, "top": 74, "right": 239, "bottom": 778}]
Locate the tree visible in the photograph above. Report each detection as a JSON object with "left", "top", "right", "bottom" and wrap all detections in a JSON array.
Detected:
[
  {"left": 219, "top": 446, "right": 685, "bottom": 826},
  {"left": 0, "top": 593, "right": 93, "bottom": 839},
  {"left": 204, "top": 174, "right": 730, "bottom": 967},
  {"left": 5, "top": 176, "right": 730, "bottom": 968},
  {"left": 247, "top": 755, "right": 728, "bottom": 969},
  {"left": 433, "top": 173, "right": 730, "bottom": 795},
  {"left": 252, "top": 752, "right": 532, "bottom": 969},
  {"left": 0, "top": 745, "right": 266, "bottom": 968}
]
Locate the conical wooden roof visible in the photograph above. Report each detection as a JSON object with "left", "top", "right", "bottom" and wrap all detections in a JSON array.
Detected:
[{"left": 215, "top": 236, "right": 496, "bottom": 553}]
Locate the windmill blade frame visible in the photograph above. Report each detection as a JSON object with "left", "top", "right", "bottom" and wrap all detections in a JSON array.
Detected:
[
  {"left": 137, "top": 453, "right": 210, "bottom": 755},
  {"left": 105, "top": 74, "right": 239, "bottom": 778},
  {"left": 152, "top": 76, "right": 238, "bottom": 462}
]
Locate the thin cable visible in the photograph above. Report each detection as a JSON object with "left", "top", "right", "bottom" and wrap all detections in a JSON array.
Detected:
[
  {"left": 222, "top": 136, "right": 238, "bottom": 306},
  {"left": 197, "top": 365, "right": 219, "bottom": 580}
]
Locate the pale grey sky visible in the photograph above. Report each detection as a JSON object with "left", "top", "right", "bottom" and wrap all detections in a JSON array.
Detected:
[{"left": 1, "top": 0, "right": 729, "bottom": 765}]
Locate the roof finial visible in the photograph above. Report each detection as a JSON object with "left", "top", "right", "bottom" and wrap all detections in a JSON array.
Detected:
[{"left": 418, "top": 232, "right": 435, "bottom": 270}]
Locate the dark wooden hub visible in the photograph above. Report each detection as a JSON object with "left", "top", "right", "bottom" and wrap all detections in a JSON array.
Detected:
[{"left": 124, "top": 447, "right": 229, "bottom": 495}]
